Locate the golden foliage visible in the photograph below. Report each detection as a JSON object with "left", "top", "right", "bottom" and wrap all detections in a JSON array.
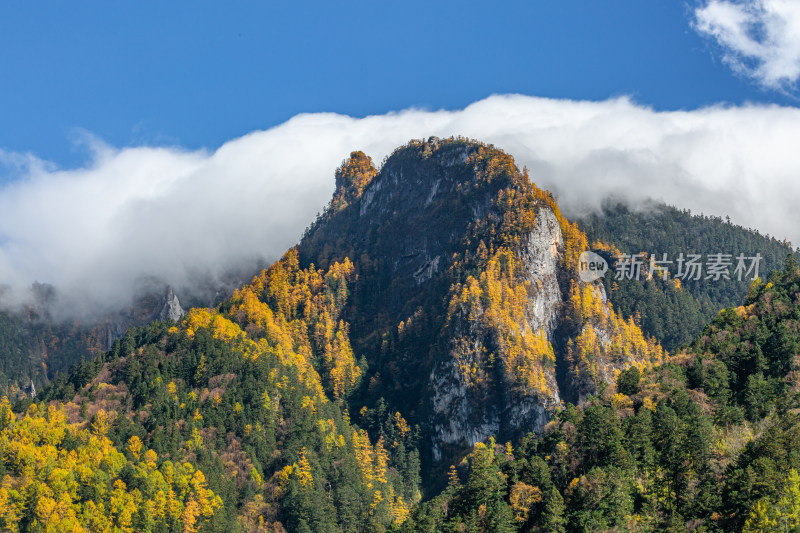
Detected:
[
  {"left": 393, "top": 412, "right": 410, "bottom": 438},
  {"left": 223, "top": 250, "right": 361, "bottom": 401},
  {"left": 509, "top": 482, "right": 542, "bottom": 522},
  {"left": 0, "top": 398, "right": 220, "bottom": 532},
  {"left": 447, "top": 248, "right": 557, "bottom": 399},
  {"left": 566, "top": 280, "right": 665, "bottom": 389},
  {"left": 185, "top": 308, "right": 242, "bottom": 342},
  {"left": 349, "top": 428, "right": 410, "bottom": 523},
  {"left": 295, "top": 447, "right": 314, "bottom": 491},
  {"left": 331, "top": 151, "right": 378, "bottom": 211}
]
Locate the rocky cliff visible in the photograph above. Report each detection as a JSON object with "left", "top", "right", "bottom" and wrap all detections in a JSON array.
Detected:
[
  {"left": 429, "top": 204, "right": 563, "bottom": 460},
  {"left": 0, "top": 284, "right": 188, "bottom": 396},
  {"left": 101, "top": 285, "right": 186, "bottom": 350},
  {"left": 300, "top": 137, "right": 662, "bottom": 464}
]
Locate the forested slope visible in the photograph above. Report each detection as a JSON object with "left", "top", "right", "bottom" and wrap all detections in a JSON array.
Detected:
[{"left": 578, "top": 202, "right": 796, "bottom": 350}]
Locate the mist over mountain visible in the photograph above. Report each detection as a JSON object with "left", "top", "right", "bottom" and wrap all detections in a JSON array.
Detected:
[{"left": 2, "top": 95, "right": 800, "bottom": 322}]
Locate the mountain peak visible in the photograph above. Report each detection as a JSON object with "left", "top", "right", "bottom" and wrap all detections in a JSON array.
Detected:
[
  {"left": 299, "top": 137, "right": 662, "bottom": 466},
  {"left": 331, "top": 150, "right": 378, "bottom": 212}
]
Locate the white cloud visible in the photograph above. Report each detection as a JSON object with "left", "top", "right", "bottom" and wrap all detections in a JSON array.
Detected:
[
  {"left": 694, "top": 0, "right": 800, "bottom": 90},
  {"left": 2, "top": 94, "right": 800, "bottom": 318}
]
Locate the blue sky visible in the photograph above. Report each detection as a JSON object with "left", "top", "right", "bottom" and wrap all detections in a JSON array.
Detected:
[
  {"left": 2, "top": 0, "right": 800, "bottom": 313},
  {"left": 1, "top": 0, "right": 795, "bottom": 168}
]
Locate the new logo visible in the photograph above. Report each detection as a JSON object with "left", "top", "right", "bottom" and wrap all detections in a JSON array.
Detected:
[{"left": 578, "top": 251, "right": 609, "bottom": 282}]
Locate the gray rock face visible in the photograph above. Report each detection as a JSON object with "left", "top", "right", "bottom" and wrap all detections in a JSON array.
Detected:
[
  {"left": 430, "top": 206, "right": 564, "bottom": 459},
  {"left": 344, "top": 143, "right": 578, "bottom": 459},
  {"left": 159, "top": 286, "right": 185, "bottom": 322},
  {"left": 521, "top": 207, "right": 564, "bottom": 339},
  {"left": 413, "top": 255, "right": 441, "bottom": 285},
  {"left": 103, "top": 285, "right": 186, "bottom": 350},
  {"left": 352, "top": 143, "right": 491, "bottom": 293},
  {"left": 430, "top": 360, "right": 499, "bottom": 461}
]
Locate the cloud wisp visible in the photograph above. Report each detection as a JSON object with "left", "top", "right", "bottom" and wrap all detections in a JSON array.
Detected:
[
  {"left": 694, "top": 0, "right": 800, "bottom": 91},
  {"left": 2, "top": 94, "right": 800, "bottom": 319}
]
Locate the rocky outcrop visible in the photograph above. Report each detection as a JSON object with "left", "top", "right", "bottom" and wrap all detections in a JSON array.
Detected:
[
  {"left": 299, "top": 137, "right": 662, "bottom": 465},
  {"left": 430, "top": 360, "right": 501, "bottom": 461},
  {"left": 102, "top": 285, "right": 185, "bottom": 350},
  {"left": 25, "top": 379, "right": 35, "bottom": 398},
  {"left": 158, "top": 286, "right": 185, "bottom": 322},
  {"left": 521, "top": 207, "right": 564, "bottom": 338},
  {"left": 430, "top": 206, "right": 564, "bottom": 459}
]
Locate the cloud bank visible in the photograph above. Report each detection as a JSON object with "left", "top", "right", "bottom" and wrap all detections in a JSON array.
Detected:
[
  {"left": 694, "top": 0, "right": 800, "bottom": 91},
  {"left": 2, "top": 94, "right": 800, "bottom": 317}
]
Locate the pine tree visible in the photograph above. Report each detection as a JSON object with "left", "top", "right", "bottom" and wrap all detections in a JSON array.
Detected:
[{"left": 541, "top": 486, "right": 566, "bottom": 533}]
